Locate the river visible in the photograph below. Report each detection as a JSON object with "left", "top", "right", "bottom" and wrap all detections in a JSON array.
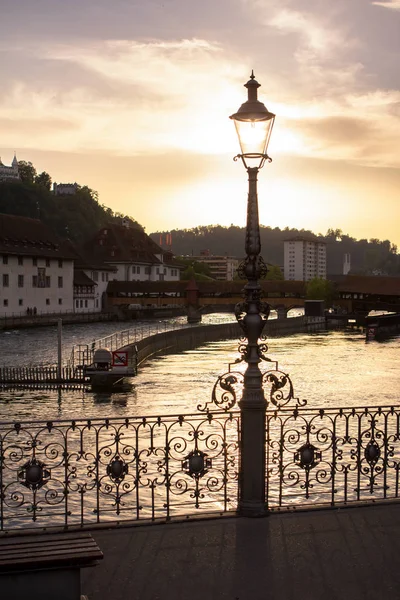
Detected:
[{"left": 0, "top": 315, "right": 399, "bottom": 422}]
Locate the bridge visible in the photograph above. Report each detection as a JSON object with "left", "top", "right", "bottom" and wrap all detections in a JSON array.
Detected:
[
  {"left": 106, "top": 274, "right": 400, "bottom": 316},
  {"left": 106, "top": 279, "right": 307, "bottom": 317}
]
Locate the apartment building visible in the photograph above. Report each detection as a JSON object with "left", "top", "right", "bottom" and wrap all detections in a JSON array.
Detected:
[
  {"left": 190, "top": 251, "right": 239, "bottom": 281},
  {"left": 284, "top": 236, "right": 327, "bottom": 281}
]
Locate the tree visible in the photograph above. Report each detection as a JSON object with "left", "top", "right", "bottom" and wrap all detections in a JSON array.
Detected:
[
  {"left": 17, "top": 161, "right": 37, "bottom": 184},
  {"left": 176, "top": 258, "right": 213, "bottom": 280},
  {"left": 35, "top": 171, "right": 52, "bottom": 191},
  {"left": 306, "top": 278, "right": 335, "bottom": 305},
  {"left": 265, "top": 265, "right": 284, "bottom": 280}
]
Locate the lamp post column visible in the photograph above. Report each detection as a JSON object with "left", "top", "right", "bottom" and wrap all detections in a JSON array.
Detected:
[
  {"left": 237, "top": 166, "right": 269, "bottom": 517},
  {"left": 229, "top": 71, "right": 275, "bottom": 516}
]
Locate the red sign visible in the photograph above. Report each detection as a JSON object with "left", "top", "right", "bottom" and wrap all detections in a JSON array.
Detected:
[{"left": 112, "top": 351, "right": 128, "bottom": 366}]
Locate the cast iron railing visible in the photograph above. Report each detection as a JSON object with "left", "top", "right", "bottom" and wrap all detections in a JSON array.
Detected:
[
  {"left": 266, "top": 405, "right": 400, "bottom": 509},
  {"left": 0, "top": 412, "right": 239, "bottom": 532},
  {"left": 3, "top": 404, "right": 400, "bottom": 532}
]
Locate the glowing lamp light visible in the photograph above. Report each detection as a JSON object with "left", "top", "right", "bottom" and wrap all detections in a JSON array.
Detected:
[{"left": 230, "top": 71, "right": 275, "bottom": 168}]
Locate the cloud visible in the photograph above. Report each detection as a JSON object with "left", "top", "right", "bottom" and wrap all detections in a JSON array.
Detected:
[
  {"left": 0, "top": 38, "right": 246, "bottom": 155},
  {"left": 372, "top": 1, "right": 400, "bottom": 9},
  {"left": 0, "top": 2, "right": 399, "bottom": 171}
]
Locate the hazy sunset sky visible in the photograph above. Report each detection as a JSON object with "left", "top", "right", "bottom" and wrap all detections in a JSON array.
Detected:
[{"left": 1, "top": 0, "right": 399, "bottom": 243}]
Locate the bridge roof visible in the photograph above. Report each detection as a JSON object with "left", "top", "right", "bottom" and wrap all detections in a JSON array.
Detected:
[
  {"left": 333, "top": 275, "right": 400, "bottom": 296},
  {"left": 106, "top": 279, "right": 307, "bottom": 296}
]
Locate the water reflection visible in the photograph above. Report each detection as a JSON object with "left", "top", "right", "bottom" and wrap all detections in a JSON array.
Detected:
[{"left": 0, "top": 329, "right": 399, "bottom": 423}]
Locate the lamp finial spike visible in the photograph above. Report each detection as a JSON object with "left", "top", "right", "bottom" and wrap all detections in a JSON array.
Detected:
[{"left": 250, "top": 70, "right": 255, "bottom": 79}]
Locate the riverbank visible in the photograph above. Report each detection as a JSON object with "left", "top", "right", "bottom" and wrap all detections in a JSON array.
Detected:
[
  {"left": 0, "top": 311, "right": 118, "bottom": 330},
  {"left": 128, "top": 316, "right": 326, "bottom": 366}
]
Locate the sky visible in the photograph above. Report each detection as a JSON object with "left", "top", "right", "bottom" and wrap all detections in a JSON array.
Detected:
[{"left": 0, "top": 0, "right": 399, "bottom": 244}]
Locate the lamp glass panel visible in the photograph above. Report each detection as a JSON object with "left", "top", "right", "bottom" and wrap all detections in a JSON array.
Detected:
[{"left": 234, "top": 118, "right": 273, "bottom": 156}]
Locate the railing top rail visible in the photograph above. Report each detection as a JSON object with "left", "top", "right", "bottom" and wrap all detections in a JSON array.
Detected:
[
  {"left": 266, "top": 404, "right": 400, "bottom": 415},
  {"left": 0, "top": 410, "right": 240, "bottom": 428},
  {"left": 2, "top": 403, "right": 400, "bottom": 429}
]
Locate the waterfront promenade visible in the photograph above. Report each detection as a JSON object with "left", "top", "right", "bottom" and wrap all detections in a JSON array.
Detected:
[{"left": 82, "top": 503, "right": 400, "bottom": 600}]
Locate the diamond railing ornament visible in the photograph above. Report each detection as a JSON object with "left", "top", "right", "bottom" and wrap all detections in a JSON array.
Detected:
[
  {"left": 107, "top": 455, "right": 129, "bottom": 483},
  {"left": 364, "top": 441, "right": 381, "bottom": 465},
  {"left": 182, "top": 450, "right": 211, "bottom": 479},
  {"left": 295, "top": 443, "right": 321, "bottom": 470},
  {"left": 18, "top": 458, "right": 51, "bottom": 491}
]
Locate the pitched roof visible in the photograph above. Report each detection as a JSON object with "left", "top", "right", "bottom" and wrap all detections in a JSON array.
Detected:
[
  {"left": 73, "top": 270, "right": 97, "bottom": 286},
  {"left": 83, "top": 224, "right": 183, "bottom": 267},
  {"left": 63, "top": 239, "right": 117, "bottom": 272},
  {"left": 0, "top": 213, "right": 75, "bottom": 259}
]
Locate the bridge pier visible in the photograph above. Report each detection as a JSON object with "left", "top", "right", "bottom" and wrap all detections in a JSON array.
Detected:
[
  {"left": 276, "top": 306, "right": 288, "bottom": 320},
  {"left": 185, "top": 279, "right": 202, "bottom": 324}
]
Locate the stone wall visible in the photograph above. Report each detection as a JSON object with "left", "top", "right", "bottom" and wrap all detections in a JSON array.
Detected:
[{"left": 129, "top": 316, "right": 325, "bottom": 366}]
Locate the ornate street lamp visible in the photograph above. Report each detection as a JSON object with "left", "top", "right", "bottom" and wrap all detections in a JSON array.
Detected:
[{"left": 230, "top": 71, "right": 275, "bottom": 516}]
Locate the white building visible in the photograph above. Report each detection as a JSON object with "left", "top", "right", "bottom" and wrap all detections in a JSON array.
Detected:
[
  {"left": 190, "top": 252, "right": 239, "bottom": 281},
  {"left": 83, "top": 220, "right": 182, "bottom": 284},
  {"left": 0, "top": 154, "right": 20, "bottom": 182},
  {"left": 284, "top": 236, "right": 327, "bottom": 281},
  {"left": 53, "top": 183, "right": 78, "bottom": 195},
  {"left": 61, "top": 240, "right": 118, "bottom": 313},
  {"left": 0, "top": 214, "right": 74, "bottom": 316}
]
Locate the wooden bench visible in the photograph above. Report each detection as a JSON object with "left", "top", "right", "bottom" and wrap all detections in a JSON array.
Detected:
[{"left": 0, "top": 532, "right": 103, "bottom": 600}]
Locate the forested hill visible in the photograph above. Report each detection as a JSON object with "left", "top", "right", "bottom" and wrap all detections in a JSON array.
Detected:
[
  {"left": 0, "top": 161, "right": 142, "bottom": 242},
  {"left": 150, "top": 225, "right": 400, "bottom": 276}
]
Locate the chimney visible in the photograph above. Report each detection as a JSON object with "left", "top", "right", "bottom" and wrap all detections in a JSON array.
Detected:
[{"left": 343, "top": 253, "right": 351, "bottom": 275}]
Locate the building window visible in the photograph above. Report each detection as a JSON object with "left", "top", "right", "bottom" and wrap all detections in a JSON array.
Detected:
[
  {"left": 80, "top": 300, "right": 83, "bottom": 308},
  {"left": 3, "top": 255, "right": 8, "bottom": 265},
  {"left": 32, "top": 275, "right": 38, "bottom": 287},
  {"left": 145, "top": 267, "right": 151, "bottom": 275},
  {"left": 92, "top": 271, "right": 98, "bottom": 282},
  {"left": 18, "top": 275, "right": 24, "bottom": 287},
  {"left": 58, "top": 259, "right": 63, "bottom": 268},
  {"left": 18, "top": 256, "right": 23, "bottom": 266},
  {"left": 46, "top": 299, "right": 50, "bottom": 305},
  {"left": 96, "top": 299, "right": 99, "bottom": 308},
  {"left": 33, "top": 257, "right": 37, "bottom": 266},
  {"left": 163, "top": 268, "right": 167, "bottom": 275},
  {"left": 2, "top": 274, "right": 9, "bottom": 287},
  {"left": 45, "top": 276, "right": 51, "bottom": 288},
  {"left": 46, "top": 259, "right": 50, "bottom": 267},
  {"left": 85, "top": 300, "right": 88, "bottom": 308},
  {"left": 105, "top": 273, "right": 108, "bottom": 282},
  {"left": 19, "top": 299, "right": 23, "bottom": 306},
  {"left": 132, "top": 266, "right": 136, "bottom": 274},
  {"left": 58, "top": 276, "right": 63, "bottom": 288},
  {"left": 3, "top": 299, "right": 8, "bottom": 306},
  {"left": 137, "top": 267, "right": 141, "bottom": 274},
  {"left": 75, "top": 300, "right": 79, "bottom": 308},
  {"left": 156, "top": 268, "right": 159, "bottom": 274},
  {"left": 58, "top": 299, "right": 62, "bottom": 305},
  {"left": 101, "top": 273, "right": 105, "bottom": 282}
]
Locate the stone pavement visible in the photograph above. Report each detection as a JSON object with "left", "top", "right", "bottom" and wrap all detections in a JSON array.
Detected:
[{"left": 82, "top": 504, "right": 400, "bottom": 600}]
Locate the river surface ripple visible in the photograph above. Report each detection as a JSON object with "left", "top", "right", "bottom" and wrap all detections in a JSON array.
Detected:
[{"left": 0, "top": 320, "right": 399, "bottom": 422}]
